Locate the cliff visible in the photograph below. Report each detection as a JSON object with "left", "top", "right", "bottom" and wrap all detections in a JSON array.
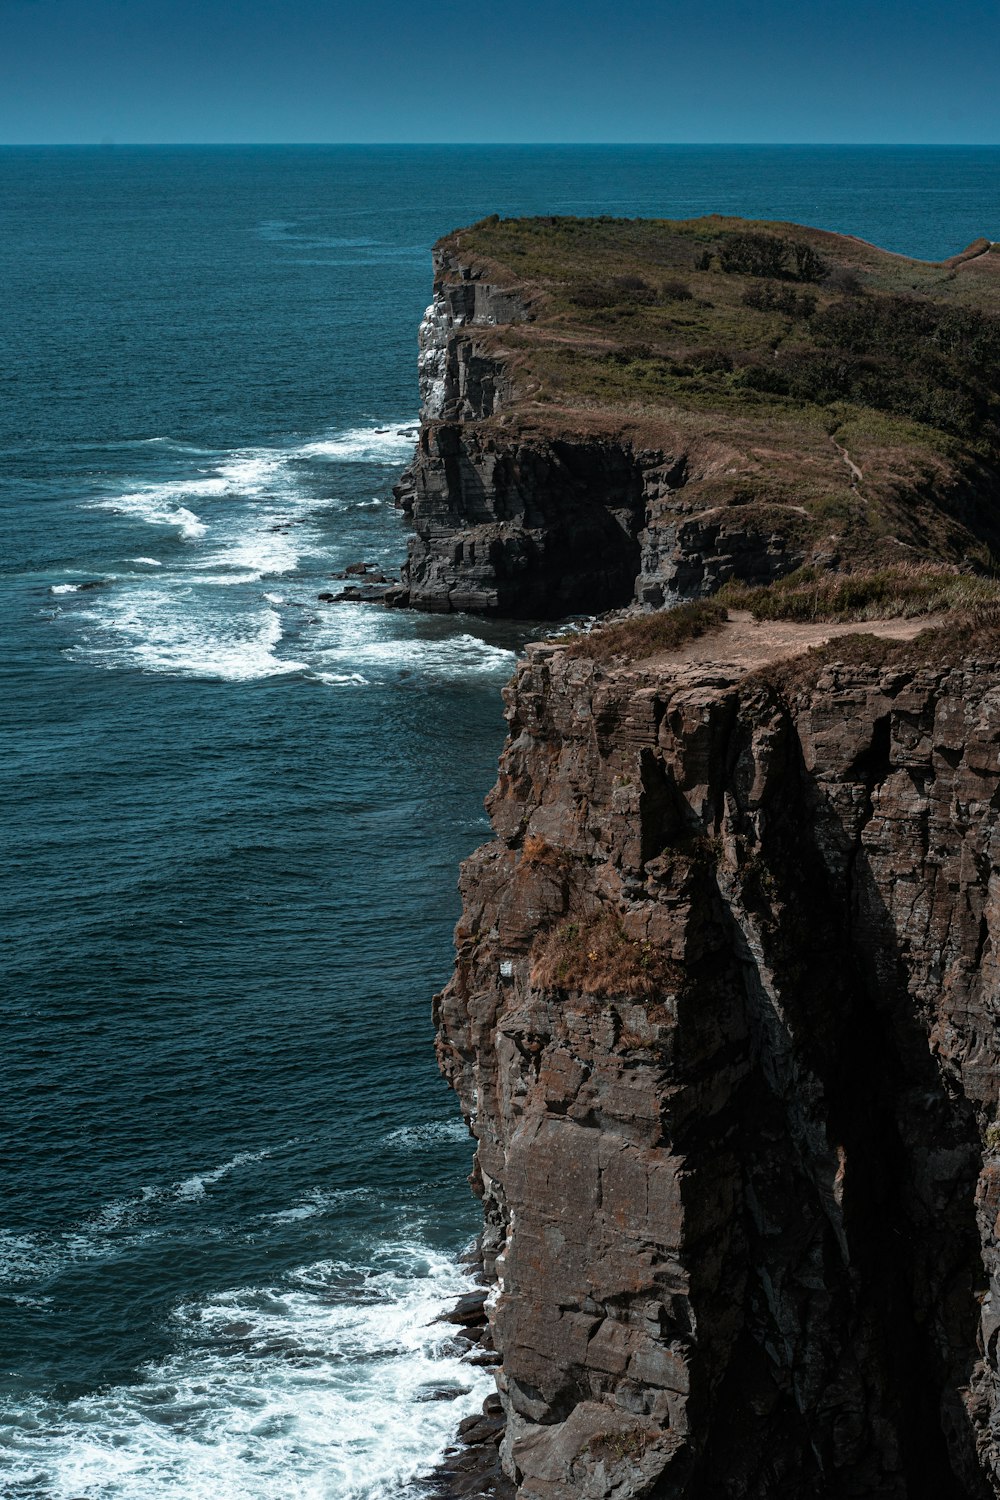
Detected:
[
  {"left": 435, "top": 615, "right": 1000, "bottom": 1499},
  {"left": 390, "top": 217, "right": 1000, "bottom": 617},
  {"left": 406, "top": 217, "right": 1000, "bottom": 1498}
]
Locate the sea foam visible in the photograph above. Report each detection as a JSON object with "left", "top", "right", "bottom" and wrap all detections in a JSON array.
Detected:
[
  {"left": 0, "top": 1242, "right": 490, "bottom": 1500},
  {"left": 296, "top": 426, "right": 416, "bottom": 464}
]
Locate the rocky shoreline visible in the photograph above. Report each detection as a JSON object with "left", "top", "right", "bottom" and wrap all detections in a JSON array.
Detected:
[{"left": 420, "top": 1274, "right": 514, "bottom": 1500}]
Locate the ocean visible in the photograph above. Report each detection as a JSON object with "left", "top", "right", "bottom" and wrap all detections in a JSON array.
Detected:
[{"left": 3, "top": 144, "right": 999, "bottom": 1499}]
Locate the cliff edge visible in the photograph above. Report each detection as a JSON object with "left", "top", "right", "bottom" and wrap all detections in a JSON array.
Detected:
[
  {"left": 437, "top": 615, "right": 1000, "bottom": 1498},
  {"left": 410, "top": 217, "right": 1000, "bottom": 1498},
  {"left": 390, "top": 216, "right": 1000, "bottom": 617}
]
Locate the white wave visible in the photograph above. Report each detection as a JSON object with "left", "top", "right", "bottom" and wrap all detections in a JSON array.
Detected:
[
  {"left": 313, "top": 671, "right": 370, "bottom": 688},
  {"left": 130, "top": 556, "right": 163, "bottom": 566},
  {"left": 94, "top": 494, "right": 208, "bottom": 540},
  {"left": 191, "top": 525, "right": 306, "bottom": 581},
  {"left": 215, "top": 450, "right": 290, "bottom": 491},
  {"left": 50, "top": 583, "right": 80, "bottom": 594},
  {"left": 174, "top": 1150, "right": 272, "bottom": 1203},
  {"left": 296, "top": 425, "right": 416, "bottom": 464},
  {"left": 316, "top": 631, "right": 516, "bottom": 682},
  {"left": 70, "top": 593, "right": 307, "bottom": 682},
  {"left": 0, "top": 1244, "right": 492, "bottom": 1500},
  {"left": 185, "top": 572, "right": 266, "bottom": 587},
  {"left": 383, "top": 1119, "right": 471, "bottom": 1151},
  {"left": 92, "top": 450, "right": 295, "bottom": 541}
]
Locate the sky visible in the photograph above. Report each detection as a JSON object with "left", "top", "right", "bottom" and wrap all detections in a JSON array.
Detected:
[{"left": 1, "top": 0, "right": 999, "bottom": 146}]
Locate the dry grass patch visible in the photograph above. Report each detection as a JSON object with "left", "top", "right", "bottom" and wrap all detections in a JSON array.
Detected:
[
  {"left": 721, "top": 562, "right": 1000, "bottom": 622},
  {"left": 757, "top": 614, "right": 1000, "bottom": 693},
  {"left": 530, "top": 910, "right": 679, "bottom": 998},
  {"left": 566, "top": 599, "right": 727, "bottom": 660}
]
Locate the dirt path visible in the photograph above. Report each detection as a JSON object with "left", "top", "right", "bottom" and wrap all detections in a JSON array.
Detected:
[
  {"left": 831, "top": 437, "right": 863, "bottom": 487},
  {"left": 643, "top": 609, "right": 939, "bottom": 677}
]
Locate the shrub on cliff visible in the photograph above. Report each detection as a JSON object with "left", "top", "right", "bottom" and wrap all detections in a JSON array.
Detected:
[
  {"left": 719, "top": 231, "right": 828, "bottom": 282},
  {"left": 721, "top": 563, "right": 1000, "bottom": 621},
  {"left": 742, "top": 280, "right": 817, "bottom": 318},
  {"left": 565, "top": 599, "right": 727, "bottom": 659},
  {"left": 530, "top": 910, "right": 679, "bottom": 998}
]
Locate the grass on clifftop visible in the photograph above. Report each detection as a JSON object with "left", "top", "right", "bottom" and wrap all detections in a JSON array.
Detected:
[
  {"left": 452, "top": 215, "right": 1000, "bottom": 451},
  {"left": 565, "top": 599, "right": 728, "bottom": 659},
  {"left": 559, "top": 565, "right": 1000, "bottom": 665},
  {"left": 441, "top": 213, "right": 1000, "bottom": 577},
  {"left": 720, "top": 563, "right": 1000, "bottom": 622}
]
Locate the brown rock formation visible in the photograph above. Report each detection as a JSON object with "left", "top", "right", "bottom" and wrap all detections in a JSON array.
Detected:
[{"left": 435, "top": 618, "right": 1000, "bottom": 1498}]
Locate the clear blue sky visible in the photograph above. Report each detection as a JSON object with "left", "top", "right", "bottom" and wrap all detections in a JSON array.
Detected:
[{"left": 2, "top": 0, "right": 998, "bottom": 146}]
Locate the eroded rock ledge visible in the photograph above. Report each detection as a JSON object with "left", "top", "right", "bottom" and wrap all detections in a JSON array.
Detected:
[{"left": 435, "top": 622, "right": 1000, "bottom": 1498}]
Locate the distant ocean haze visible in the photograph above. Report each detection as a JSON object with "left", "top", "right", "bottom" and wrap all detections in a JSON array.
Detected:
[{"left": 2, "top": 144, "right": 998, "bottom": 1498}]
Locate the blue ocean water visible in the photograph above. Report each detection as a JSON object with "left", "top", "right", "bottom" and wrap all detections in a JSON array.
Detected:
[{"left": 2, "top": 145, "right": 999, "bottom": 1499}]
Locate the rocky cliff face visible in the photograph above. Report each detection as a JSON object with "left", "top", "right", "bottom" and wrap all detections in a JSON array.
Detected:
[
  {"left": 435, "top": 629, "right": 1000, "bottom": 1498},
  {"left": 391, "top": 250, "right": 803, "bottom": 617}
]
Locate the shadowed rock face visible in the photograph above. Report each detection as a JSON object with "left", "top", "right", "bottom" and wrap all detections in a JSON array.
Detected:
[
  {"left": 435, "top": 640, "right": 1000, "bottom": 1498},
  {"left": 398, "top": 427, "right": 648, "bottom": 617}
]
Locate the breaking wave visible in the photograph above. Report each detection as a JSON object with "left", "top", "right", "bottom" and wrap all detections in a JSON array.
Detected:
[
  {"left": 0, "top": 1237, "right": 490, "bottom": 1500},
  {"left": 296, "top": 426, "right": 417, "bottom": 464},
  {"left": 56, "top": 419, "right": 518, "bottom": 690}
]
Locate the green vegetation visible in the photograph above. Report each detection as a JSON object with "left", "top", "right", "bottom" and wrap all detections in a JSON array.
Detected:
[
  {"left": 440, "top": 213, "right": 1000, "bottom": 600},
  {"left": 718, "top": 230, "right": 828, "bottom": 282},
  {"left": 720, "top": 563, "right": 1000, "bottom": 621},
  {"left": 565, "top": 599, "right": 728, "bottom": 658}
]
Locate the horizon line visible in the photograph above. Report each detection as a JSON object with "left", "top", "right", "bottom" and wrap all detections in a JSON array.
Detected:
[{"left": 3, "top": 140, "right": 1000, "bottom": 150}]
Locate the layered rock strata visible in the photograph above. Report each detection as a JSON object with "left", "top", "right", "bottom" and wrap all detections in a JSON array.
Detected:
[
  {"left": 435, "top": 627, "right": 1000, "bottom": 1498},
  {"left": 390, "top": 251, "right": 804, "bottom": 617}
]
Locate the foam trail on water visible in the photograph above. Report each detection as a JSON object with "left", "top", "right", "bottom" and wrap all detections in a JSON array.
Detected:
[
  {"left": 297, "top": 427, "right": 416, "bottom": 464},
  {"left": 384, "top": 1119, "right": 471, "bottom": 1151},
  {"left": 0, "top": 1154, "right": 279, "bottom": 1289},
  {"left": 0, "top": 1243, "right": 491, "bottom": 1500},
  {"left": 174, "top": 1150, "right": 273, "bottom": 1203},
  {"left": 70, "top": 592, "right": 306, "bottom": 682}
]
